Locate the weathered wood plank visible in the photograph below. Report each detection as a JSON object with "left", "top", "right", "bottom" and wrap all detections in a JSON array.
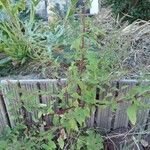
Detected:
[
  {"left": 87, "top": 106, "right": 96, "bottom": 128},
  {"left": 0, "top": 93, "right": 8, "bottom": 133},
  {"left": 113, "top": 80, "right": 138, "bottom": 129},
  {"left": 39, "top": 81, "right": 54, "bottom": 106},
  {"left": 38, "top": 80, "right": 57, "bottom": 126},
  {"left": 137, "top": 81, "right": 150, "bottom": 128},
  {"left": 1, "top": 80, "right": 21, "bottom": 127},
  {"left": 95, "top": 82, "right": 116, "bottom": 132},
  {"left": 19, "top": 80, "right": 40, "bottom": 124}
]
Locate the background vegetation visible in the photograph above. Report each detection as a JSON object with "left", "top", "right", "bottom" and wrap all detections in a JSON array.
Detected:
[{"left": 106, "top": 0, "right": 150, "bottom": 22}]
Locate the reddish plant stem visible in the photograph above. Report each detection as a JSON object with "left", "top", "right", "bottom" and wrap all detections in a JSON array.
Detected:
[
  {"left": 78, "top": 1, "right": 86, "bottom": 74},
  {"left": 76, "top": 1, "right": 87, "bottom": 107},
  {"left": 81, "top": 4, "right": 86, "bottom": 50}
]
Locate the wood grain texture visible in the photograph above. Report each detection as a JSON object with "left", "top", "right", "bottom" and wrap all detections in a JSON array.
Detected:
[
  {"left": 19, "top": 80, "right": 40, "bottom": 124},
  {"left": 39, "top": 80, "right": 58, "bottom": 125},
  {"left": 113, "top": 80, "right": 138, "bottom": 129},
  {"left": 87, "top": 106, "right": 96, "bottom": 128},
  {"left": 1, "top": 80, "right": 20, "bottom": 127},
  {"left": 95, "top": 82, "right": 116, "bottom": 132},
  {"left": 0, "top": 93, "right": 8, "bottom": 133},
  {"left": 137, "top": 81, "right": 150, "bottom": 129}
]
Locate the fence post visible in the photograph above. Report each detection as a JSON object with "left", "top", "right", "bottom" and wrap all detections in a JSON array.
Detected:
[{"left": 0, "top": 91, "right": 8, "bottom": 133}]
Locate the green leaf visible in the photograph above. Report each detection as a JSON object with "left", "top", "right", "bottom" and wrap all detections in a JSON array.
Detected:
[
  {"left": 0, "top": 0, "right": 9, "bottom": 8},
  {"left": 66, "top": 0, "right": 78, "bottom": 17},
  {"left": 69, "top": 118, "right": 78, "bottom": 131},
  {"left": 58, "top": 137, "right": 64, "bottom": 149},
  {"left": 38, "top": 111, "right": 43, "bottom": 119},
  {"left": 86, "top": 131, "right": 103, "bottom": 150},
  {"left": 71, "top": 37, "right": 81, "bottom": 51},
  {"left": 32, "top": 0, "right": 40, "bottom": 6},
  {"left": 127, "top": 103, "right": 138, "bottom": 125},
  {"left": 0, "top": 141, "right": 7, "bottom": 149},
  {"left": 71, "top": 0, "right": 78, "bottom": 5},
  {"left": 29, "top": 2, "right": 35, "bottom": 26},
  {"left": 74, "top": 108, "right": 86, "bottom": 126},
  {"left": 18, "top": 0, "right": 26, "bottom": 11},
  {"left": 47, "top": 140, "right": 57, "bottom": 150},
  {"left": 47, "top": 108, "right": 54, "bottom": 114},
  {"left": 76, "top": 138, "right": 84, "bottom": 150},
  {"left": 53, "top": 115, "right": 60, "bottom": 126}
]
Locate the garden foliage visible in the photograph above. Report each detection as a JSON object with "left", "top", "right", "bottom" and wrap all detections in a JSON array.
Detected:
[
  {"left": 0, "top": 0, "right": 150, "bottom": 150},
  {"left": 106, "top": 0, "right": 150, "bottom": 22}
]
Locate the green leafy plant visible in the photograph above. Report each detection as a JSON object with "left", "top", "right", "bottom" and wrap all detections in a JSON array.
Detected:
[
  {"left": 76, "top": 130, "right": 103, "bottom": 150},
  {"left": 0, "top": 0, "right": 82, "bottom": 76},
  {"left": 106, "top": 0, "right": 150, "bottom": 22},
  {"left": 0, "top": 0, "right": 41, "bottom": 64},
  {"left": 0, "top": 0, "right": 150, "bottom": 149}
]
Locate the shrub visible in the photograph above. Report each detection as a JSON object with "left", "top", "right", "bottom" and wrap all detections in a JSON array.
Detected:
[
  {"left": 0, "top": 1, "right": 150, "bottom": 149},
  {"left": 106, "top": 0, "right": 150, "bottom": 22},
  {"left": 0, "top": 0, "right": 79, "bottom": 67}
]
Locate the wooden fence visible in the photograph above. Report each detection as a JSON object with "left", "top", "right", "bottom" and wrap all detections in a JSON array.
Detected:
[{"left": 0, "top": 79, "right": 150, "bottom": 134}]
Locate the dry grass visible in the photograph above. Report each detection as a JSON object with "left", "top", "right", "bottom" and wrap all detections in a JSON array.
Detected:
[
  {"left": 95, "top": 8, "right": 150, "bottom": 79},
  {"left": 121, "top": 20, "right": 150, "bottom": 78}
]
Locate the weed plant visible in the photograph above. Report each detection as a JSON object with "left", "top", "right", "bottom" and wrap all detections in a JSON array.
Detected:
[{"left": 0, "top": 0, "right": 150, "bottom": 150}]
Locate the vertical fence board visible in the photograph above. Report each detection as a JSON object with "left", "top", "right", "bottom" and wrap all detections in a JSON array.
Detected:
[
  {"left": 1, "top": 82, "right": 13, "bottom": 127},
  {"left": 87, "top": 106, "right": 96, "bottom": 128},
  {"left": 95, "top": 82, "right": 116, "bottom": 132},
  {"left": 0, "top": 93, "right": 8, "bottom": 133},
  {"left": 39, "top": 80, "right": 58, "bottom": 126},
  {"left": 53, "top": 80, "right": 62, "bottom": 111},
  {"left": 137, "top": 81, "right": 150, "bottom": 128},
  {"left": 39, "top": 81, "right": 54, "bottom": 105},
  {"left": 148, "top": 112, "right": 150, "bottom": 131},
  {"left": 1, "top": 80, "right": 21, "bottom": 127},
  {"left": 113, "top": 80, "right": 138, "bottom": 129},
  {"left": 38, "top": 79, "right": 66, "bottom": 128},
  {"left": 19, "top": 80, "right": 40, "bottom": 124}
]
